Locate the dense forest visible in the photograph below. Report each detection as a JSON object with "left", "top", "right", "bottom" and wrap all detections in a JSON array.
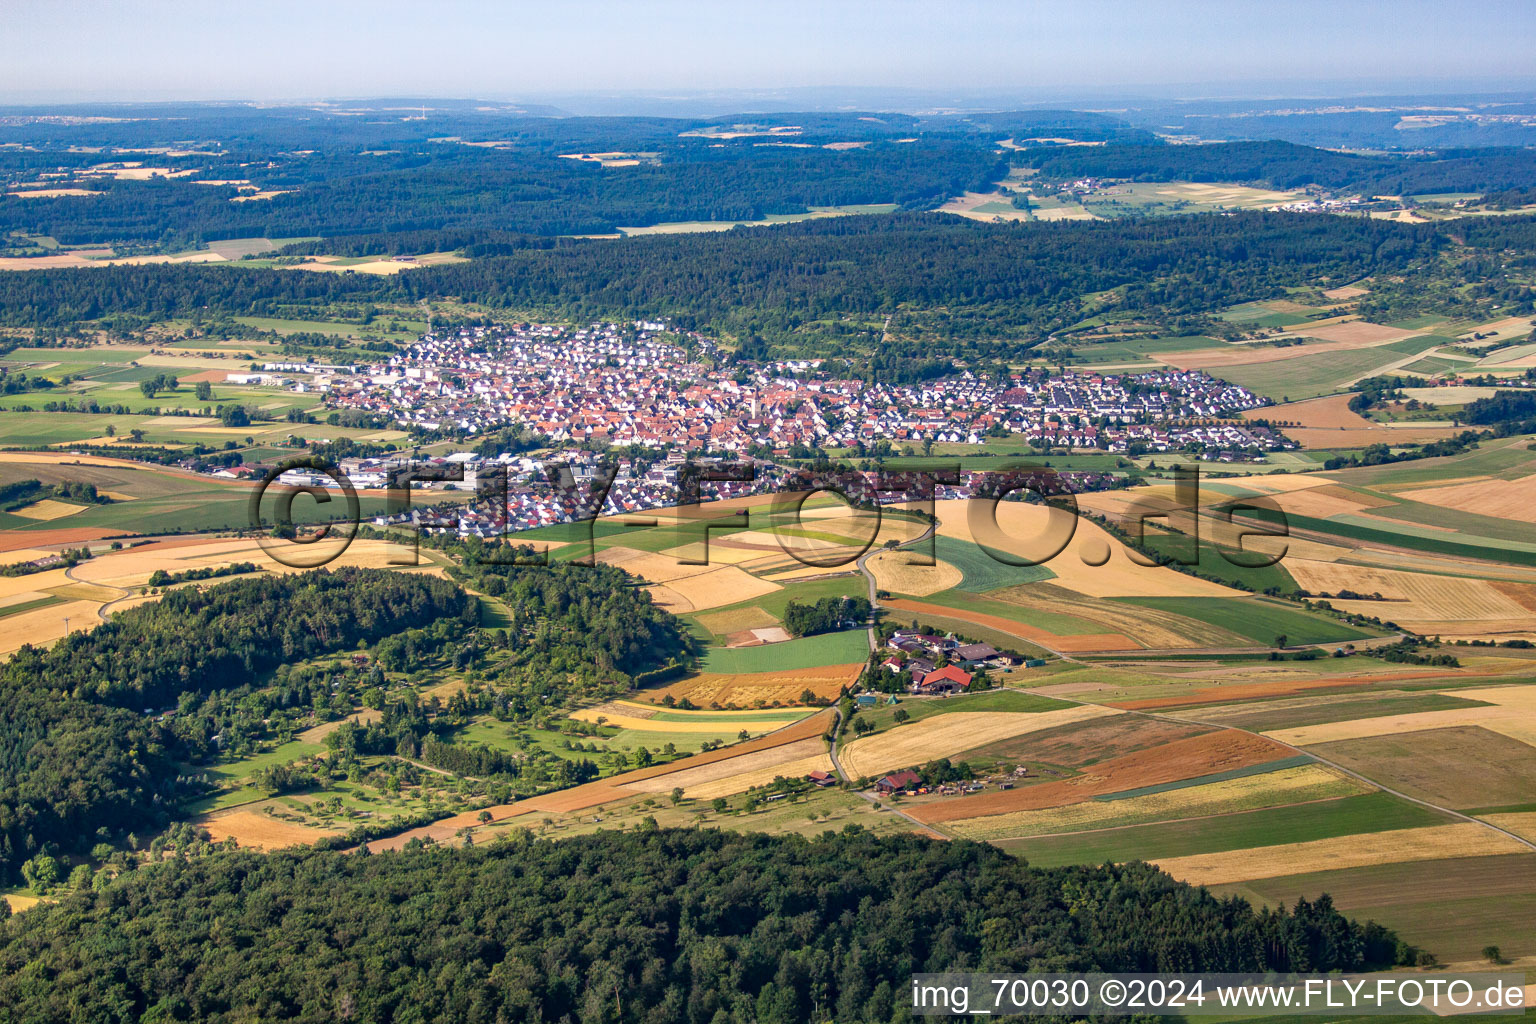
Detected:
[
  {"left": 0, "top": 142, "right": 1001, "bottom": 244},
  {"left": 0, "top": 569, "right": 472, "bottom": 882},
  {"left": 1, "top": 100, "right": 1530, "bottom": 249},
  {"left": 0, "top": 212, "right": 1465, "bottom": 359},
  {"left": 0, "top": 830, "right": 1412, "bottom": 1023},
  {"left": 1017, "top": 140, "right": 1536, "bottom": 194}
]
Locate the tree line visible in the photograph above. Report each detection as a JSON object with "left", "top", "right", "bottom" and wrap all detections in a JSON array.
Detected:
[
  {"left": 0, "top": 829, "right": 1417, "bottom": 1022},
  {"left": 1017, "top": 140, "right": 1536, "bottom": 194}
]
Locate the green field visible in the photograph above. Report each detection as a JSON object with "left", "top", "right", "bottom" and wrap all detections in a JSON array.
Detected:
[
  {"left": 994, "top": 791, "right": 1448, "bottom": 866},
  {"left": 699, "top": 629, "right": 869, "bottom": 673},
  {"left": 1118, "top": 596, "right": 1373, "bottom": 646},
  {"left": 1065, "top": 334, "right": 1227, "bottom": 364},
  {"left": 1278, "top": 510, "right": 1536, "bottom": 566},
  {"left": 1216, "top": 337, "right": 1446, "bottom": 401},
  {"left": 1139, "top": 530, "right": 1297, "bottom": 592},
  {"left": 928, "top": 534, "right": 1056, "bottom": 593}
]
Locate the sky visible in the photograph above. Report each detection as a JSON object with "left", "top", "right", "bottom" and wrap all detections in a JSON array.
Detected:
[{"left": 4, "top": 0, "right": 1536, "bottom": 106}]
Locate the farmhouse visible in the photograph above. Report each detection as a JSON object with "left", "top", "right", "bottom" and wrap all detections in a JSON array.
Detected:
[
  {"left": 875, "top": 769, "right": 921, "bottom": 794},
  {"left": 913, "top": 665, "right": 972, "bottom": 695},
  {"left": 807, "top": 770, "right": 836, "bottom": 787}
]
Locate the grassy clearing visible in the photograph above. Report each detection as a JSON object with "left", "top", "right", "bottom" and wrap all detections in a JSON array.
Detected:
[
  {"left": 491, "top": 785, "right": 911, "bottom": 843},
  {"left": 994, "top": 791, "right": 1448, "bottom": 866},
  {"left": 198, "top": 739, "right": 327, "bottom": 785},
  {"left": 698, "top": 629, "right": 869, "bottom": 673}
]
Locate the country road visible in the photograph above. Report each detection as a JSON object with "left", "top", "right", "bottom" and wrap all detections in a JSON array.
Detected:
[{"left": 64, "top": 560, "right": 134, "bottom": 622}]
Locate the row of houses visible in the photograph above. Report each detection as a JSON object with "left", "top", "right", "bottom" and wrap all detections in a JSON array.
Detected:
[{"left": 302, "top": 321, "right": 1291, "bottom": 456}]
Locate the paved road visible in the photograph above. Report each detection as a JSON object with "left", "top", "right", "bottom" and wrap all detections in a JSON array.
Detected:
[{"left": 64, "top": 560, "right": 133, "bottom": 622}]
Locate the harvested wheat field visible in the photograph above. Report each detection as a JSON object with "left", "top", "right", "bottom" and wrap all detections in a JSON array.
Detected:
[
  {"left": 946, "top": 764, "right": 1367, "bottom": 841},
  {"left": 1323, "top": 285, "right": 1369, "bottom": 300},
  {"left": 866, "top": 549, "right": 963, "bottom": 596},
  {"left": 911, "top": 729, "right": 1298, "bottom": 824},
  {"left": 933, "top": 499, "right": 1238, "bottom": 599},
  {"left": 10, "top": 499, "right": 87, "bottom": 521},
  {"left": 618, "top": 737, "right": 829, "bottom": 795},
  {"left": 1285, "top": 424, "right": 1466, "bottom": 448},
  {"left": 1151, "top": 823, "right": 1527, "bottom": 886},
  {"left": 762, "top": 564, "right": 863, "bottom": 583},
  {"left": 1270, "top": 485, "right": 1392, "bottom": 519},
  {"left": 606, "top": 699, "right": 803, "bottom": 719},
  {"left": 695, "top": 605, "right": 781, "bottom": 634},
  {"left": 642, "top": 665, "right": 859, "bottom": 707},
  {"left": 612, "top": 711, "right": 834, "bottom": 785},
  {"left": 1244, "top": 394, "right": 1375, "bottom": 430},
  {"left": 1481, "top": 812, "right": 1536, "bottom": 842},
  {"left": 659, "top": 542, "right": 770, "bottom": 566},
  {"left": 1408, "top": 474, "right": 1536, "bottom": 525},
  {"left": 681, "top": 750, "right": 837, "bottom": 800},
  {"left": 1298, "top": 321, "right": 1419, "bottom": 346},
  {"left": 839, "top": 704, "right": 1115, "bottom": 780},
  {"left": 198, "top": 809, "right": 342, "bottom": 850},
  {"left": 1286, "top": 560, "right": 1536, "bottom": 632},
  {"left": 0, "top": 547, "right": 66, "bottom": 566},
  {"left": 598, "top": 547, "right": 781, "bottom": 612},
  {"left": 69, "top": 537, "right": 433, "bottom": 590},
  {"left": 0, "top": 598, "right": 99, "bottom": 655},
  {"left": 571, "top": 703, "right": 807, "bottom": 734},
  {"left": 1265, "top": 684, "right": 1536, "bottom": 747}
]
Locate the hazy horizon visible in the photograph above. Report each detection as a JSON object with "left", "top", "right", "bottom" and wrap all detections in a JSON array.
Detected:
[{"left": 5, "top": 0, "right": 1536, "bottom": 106}]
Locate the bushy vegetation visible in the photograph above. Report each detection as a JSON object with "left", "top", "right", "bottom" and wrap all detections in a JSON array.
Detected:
[{"left": 783, "top": 595, "right": 872, "bottom": 637}]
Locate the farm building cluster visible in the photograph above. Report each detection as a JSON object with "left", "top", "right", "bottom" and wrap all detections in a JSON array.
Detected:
[{"left": 871, "top": 628, "right": 1036, "bottom": 696}]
